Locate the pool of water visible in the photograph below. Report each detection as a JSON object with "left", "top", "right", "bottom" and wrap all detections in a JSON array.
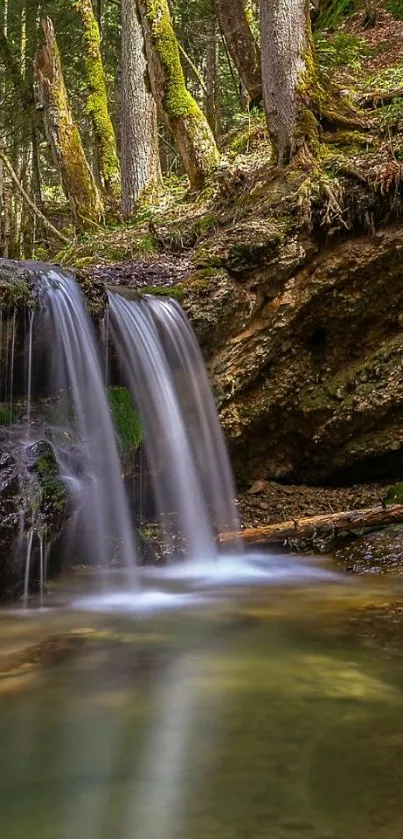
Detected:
[{"left": 1, "top": 552, "right": 403, "bottom": 839}]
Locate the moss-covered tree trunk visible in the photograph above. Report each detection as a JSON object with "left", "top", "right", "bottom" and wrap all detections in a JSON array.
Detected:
[
  {"left": 74, "top": 0, "right": 120, "bottom": 191},
  {"left": 137, "top": 0, "right": 219, "bottom": 190},
  {"left": 35, "top": 17, "right": 104, "bottom": 230},
  {"left": 212, "top": 0, "right": 262, "bottom": 107},
  {"left": 120, "top": 0, "right": 161, "bottom": 217},
  {"left": 260, "top": 0, "right": 318, "bottom": 164}
]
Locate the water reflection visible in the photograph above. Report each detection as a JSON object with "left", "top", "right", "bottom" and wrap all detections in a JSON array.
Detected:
[{"left": 0, "top": 569, "right": 403, "bottom": 839}]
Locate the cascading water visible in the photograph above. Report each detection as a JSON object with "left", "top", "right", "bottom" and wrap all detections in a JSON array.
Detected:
[
  {"left": 39, "top": 268, "right": 137, "bottom": 579},
  {"left": 146, "top": 295, "right": 240, "bottom": 544},
  {"left": 108, "top": 292, "right": 218, "bottom": 562},
  {"left": 1, "top": 260, "right": 246, "bottom": 602}
]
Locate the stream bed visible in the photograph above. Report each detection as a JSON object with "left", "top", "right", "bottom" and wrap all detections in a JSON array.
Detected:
[{"left": 0, "top": 554, "right": 403, "bottom": 839}]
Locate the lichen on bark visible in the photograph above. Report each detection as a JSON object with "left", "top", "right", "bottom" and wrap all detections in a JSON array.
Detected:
[
  {"left": 74, "top": 0, "right": 120, "bottom": 191},
  {"left": 35, "top": 17, "right": 104, "bottom": 230},
  {"left": 137, "top": 0, "right": 219, "bottom": 189}
]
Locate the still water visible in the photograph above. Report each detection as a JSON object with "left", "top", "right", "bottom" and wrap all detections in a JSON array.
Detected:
[{"left": 0, "top": 556, "right": 403, "bottom": 839}]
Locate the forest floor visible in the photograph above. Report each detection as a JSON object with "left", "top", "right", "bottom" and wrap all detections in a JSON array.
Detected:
[{"left": 53, "top": 9, "right": 403, "bottom": 276}]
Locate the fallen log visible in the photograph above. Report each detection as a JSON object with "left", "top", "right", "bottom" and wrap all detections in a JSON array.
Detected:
[{"left": 218, "top": 504, "right": 403, "bottom": 546}]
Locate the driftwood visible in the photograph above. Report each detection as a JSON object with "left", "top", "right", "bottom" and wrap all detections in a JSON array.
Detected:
[{"left": 219, "top": 504, "right": 403, "bottom": 546}]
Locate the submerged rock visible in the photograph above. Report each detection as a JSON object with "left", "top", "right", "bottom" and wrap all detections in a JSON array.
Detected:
[{"left": 334, "top": 525, "right": 403, "bottom": 574}]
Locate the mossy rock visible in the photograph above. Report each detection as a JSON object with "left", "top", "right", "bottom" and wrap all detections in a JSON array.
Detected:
[
  {"left": 75, "top": 268, "right": 107, "bottom": 318},
  {"left": 0, "top": 261, "right": 37, "bottom": 310}
]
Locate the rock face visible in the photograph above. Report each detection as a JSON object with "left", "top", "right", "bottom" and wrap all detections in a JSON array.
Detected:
[
  {"left": 182, "top": 223, "right": 403, "bottom": 486},
  {"left": 0, "top": 438, "right": 68, "bottom": 598}
]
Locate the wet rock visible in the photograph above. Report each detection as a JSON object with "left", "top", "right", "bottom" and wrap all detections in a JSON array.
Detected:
[
  {"left": 0, "top": 438, "right": 69, "bottom": 599},
  {"left": 334, "top": 525, "right": 403, "bottom": 574}
]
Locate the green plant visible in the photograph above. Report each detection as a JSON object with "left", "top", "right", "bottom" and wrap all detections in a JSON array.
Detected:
[
  {"left": 108, "top": 387, "right": 143, "bottom": 453},
  {"left": 385, "top": 0, "right": 403, "bottom": 19},
  {"left": 315, "top": 32, "right": 370, "bottom": 77},
  {"left": 315, "top": 0, "right": 356, "bottom": 30}
]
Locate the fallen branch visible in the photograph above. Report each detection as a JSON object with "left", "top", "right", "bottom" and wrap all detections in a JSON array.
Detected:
[
  {"left": 218, "top": 504, "right": 403, "bottom": 545},
  {"left": 359, "top": 88, "right": 403, "bottom": 109},
  {"left": 0, "top": 149, "right": 71, "bottom": 246}
]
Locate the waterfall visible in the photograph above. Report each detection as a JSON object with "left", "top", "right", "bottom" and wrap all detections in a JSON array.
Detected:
[
  {"left": 146, "top": 296, "right": 240, "bottom": 544},
  {"left": 1, "top": 261, "right": 243, "bottom": 601},
  {"left": 108, "top": 292, "right": 240, "bottom": 561},
  {"left": 40, "top": 268, "right": 137, "bottom": 577}
]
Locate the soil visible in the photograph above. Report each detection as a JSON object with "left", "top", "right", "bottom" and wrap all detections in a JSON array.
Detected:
[{"left": 238, "top": 480, "right": 387, "bottom": 530}]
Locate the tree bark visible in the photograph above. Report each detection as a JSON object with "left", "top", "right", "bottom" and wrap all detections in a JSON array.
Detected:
[
  {"left": 205, "top": 14, "right": 220, "bottom": 136},
  {"left": 137, "top": 0, "right": 219, "bottom": 190},
  {"left": 219, "top": 505, "right": 403, "bottom": 546},
  {"left": 260, "top": 0, "right": 318, "bottom": 164},
  {"left": 74, "top": 0, "right": 120, "bottom": 190},
  {"left": 35, "top": 18, "right": 104, "bottom": 230},
  {"left": 213, "top": 0, "right": 262, "bottom": 107},
  {"left": 120, "top": 0, "right": 161, "bottom": 218}
]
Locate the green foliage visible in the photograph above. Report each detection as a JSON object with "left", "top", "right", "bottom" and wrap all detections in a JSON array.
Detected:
[
  {"left": 363, "top": 66, "right": 403, "bottom": 93},
  {"left": 315, "top": 0, "right": 356, "bottom": 30},
  {"left": 315, "top": 32, "right": 370, "bottom": 76},
  {"left": 385, "top": 0, "right": 403, "bottom": 19},
  {"left": 385, "top": 483, "right": 403, "bottom": 505},
  {"left": 108, "top": 387, "right": 143, "bottom": 453}
]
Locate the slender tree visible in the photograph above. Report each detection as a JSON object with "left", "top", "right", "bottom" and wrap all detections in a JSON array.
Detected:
[
  {"left": 35, "top": 17, "right": 104, "bottom": 229},
  {"left": 74, "top": 0, "right": 120, "bottom": 190},
  {"left": 120, "top": 0, "right": 161, "bottom": 217},
  {"left": 260, "top": 0, "right": 318, "bottom": 164},
  {"left": 137, "top": 0, "right": 219, "bottom": 190},
  {"left": 212, "top": 0, "right": 262, "bottom": 107}
]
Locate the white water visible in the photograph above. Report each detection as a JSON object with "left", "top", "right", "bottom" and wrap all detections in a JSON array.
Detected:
[
  {"left": 146, "top": 296, "right": 241, "bottom": 543},
  {"left": 40, "top": 269, "right": 137, "bottom": 577},
  {"left": 109, "top": 292, "right": 217, "bottom": 562}
]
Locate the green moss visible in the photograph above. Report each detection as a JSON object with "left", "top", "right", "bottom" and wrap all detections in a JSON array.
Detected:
[
  {"left": 384, "top": 483, "right": 403, "bottom": 505},
  {"left": 36, "top": 21, "right": 104, "bottom": 229},
  {"left": 74, "top": 0, "right": 120, "bottom": 190},
  {"left": 144, "top": 0, "right": 219, "bottom": 185},
  {"left": 36, "top": 454, "right": 67, "bottom": 513},
  {"left": 108, "top": 387, "right": 143, "bottom": 453},
  {"left": 140, "top": 284, "right": 185, "bottom": 300},
  {"left": 144, "top": 0, "right": 200, "bottom": 120}
]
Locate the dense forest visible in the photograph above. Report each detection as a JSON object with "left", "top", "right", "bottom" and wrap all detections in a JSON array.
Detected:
[{"left": 1, "top": 0, "right": 402, "bottom": 255}]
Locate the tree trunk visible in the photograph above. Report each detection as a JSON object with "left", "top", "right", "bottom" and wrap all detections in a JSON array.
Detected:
[
  {"left": 35, "top": 18, "right": 104, "bottom": 230},
  {"left": 213, "top": 0, "right": 262, "bottom": 107},
  {"left": 205, "top": 15, "right": 220, "bottom": 137},
  {"left": 219, "top": 505, "right": 403, "bottom": 546},
  {"left": 74, "top": 0, "right": 120, "bottom": 191},
  {"left": 137, "top": 0, "right": 219, "bottom": 190},
  {"left": 120, "top": 0, "right": 161, "bottom": 218},
  {"left": 260, "top": 0, "right": 318, "bottom": 164}
]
